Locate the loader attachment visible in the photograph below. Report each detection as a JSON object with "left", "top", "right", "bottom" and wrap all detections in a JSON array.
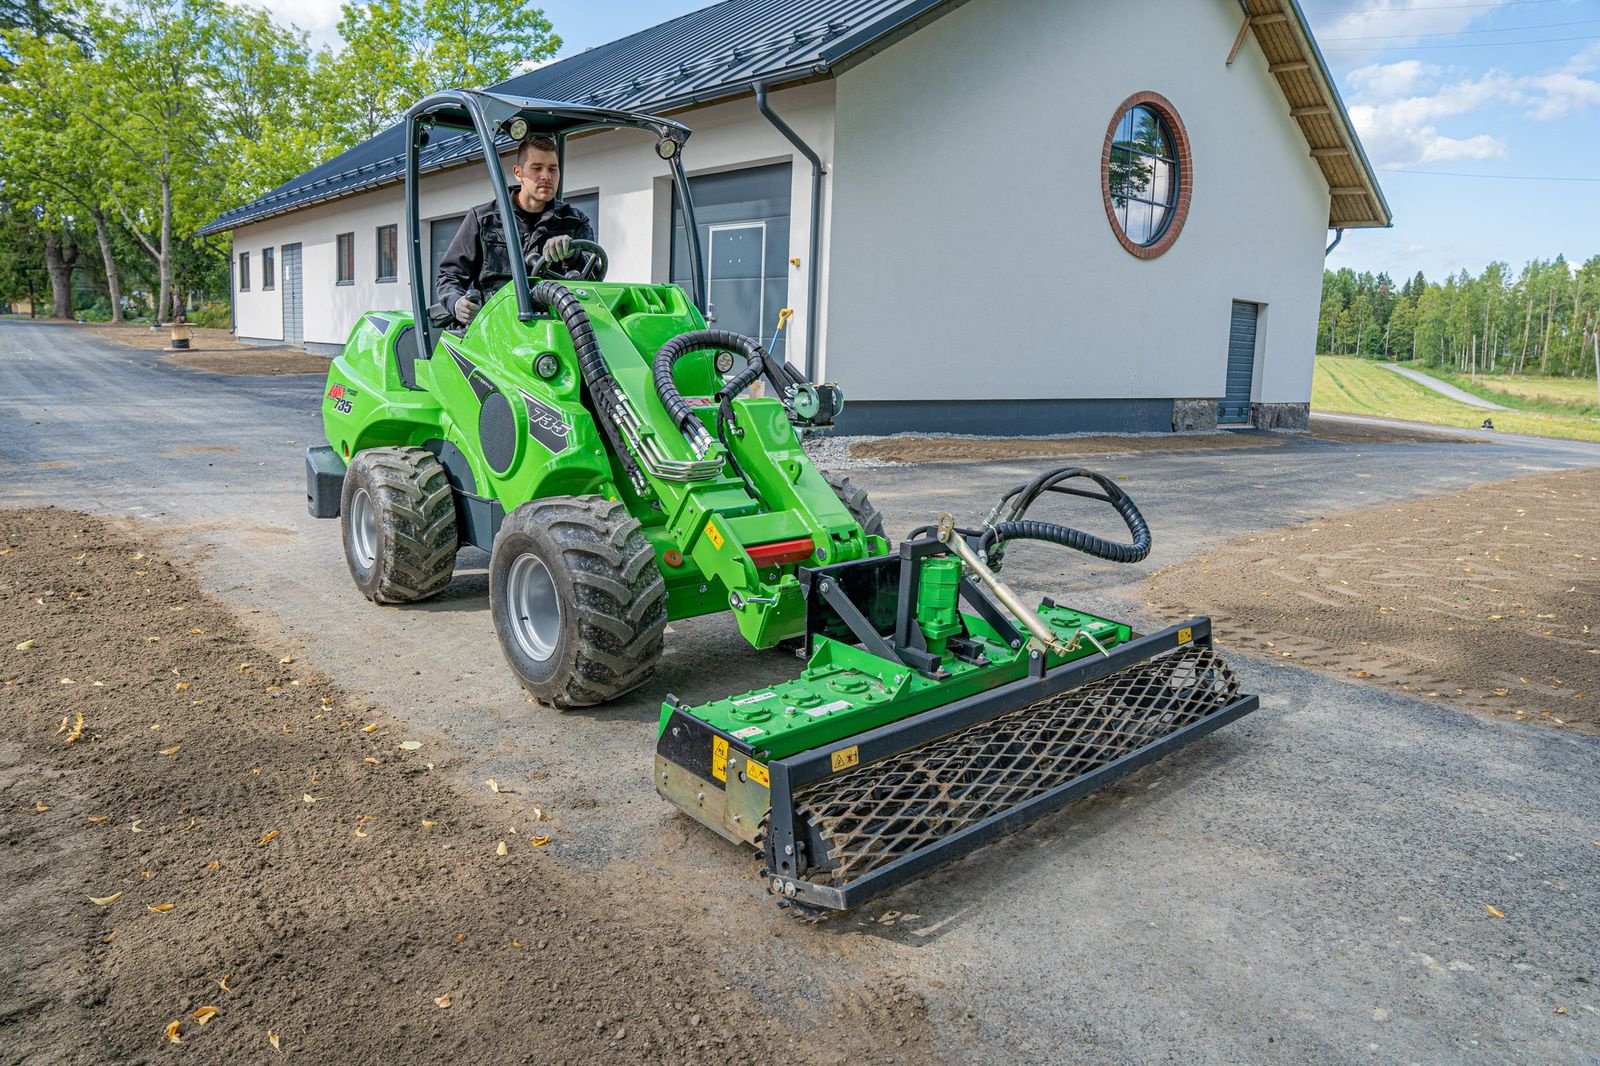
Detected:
[{"left": 655, "top": 467, "right": 1260, "bottom": 916}]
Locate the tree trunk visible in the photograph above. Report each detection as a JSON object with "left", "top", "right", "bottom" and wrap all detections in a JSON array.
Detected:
[
  {"left": 156, "top": 162, "right": 173, "bottom": 327},
  {"left": 43, "top": 230, "right": 78, "bottom": 319},
  {"left": 90, "top": 208, "right": 123, "bottom": 324}
]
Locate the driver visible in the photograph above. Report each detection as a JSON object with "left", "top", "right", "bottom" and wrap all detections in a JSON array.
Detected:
[{"left": 431, "top": 134, "right": 594, "bottom": 328}]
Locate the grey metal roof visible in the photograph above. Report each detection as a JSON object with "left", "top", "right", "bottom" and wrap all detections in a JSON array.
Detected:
[{"left": 199, "top": 0, "right": 950, "bottom": 236}]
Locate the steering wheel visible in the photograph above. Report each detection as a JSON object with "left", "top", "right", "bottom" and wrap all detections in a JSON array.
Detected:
[{"left": 530, "top": 238, "right": 608, "bottom": 282}]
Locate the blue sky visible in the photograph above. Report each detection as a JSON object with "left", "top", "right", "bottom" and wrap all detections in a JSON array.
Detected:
[{"left": 249, "top": 0, "right": 1599, "bottom": 284}]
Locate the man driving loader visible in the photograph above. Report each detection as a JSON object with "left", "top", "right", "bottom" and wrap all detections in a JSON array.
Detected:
[{"left": 431, "top": 135, "right": 594, "bottom": 328}]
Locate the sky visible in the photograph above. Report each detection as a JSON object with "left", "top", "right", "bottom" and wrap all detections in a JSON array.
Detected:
[{"left": 239, "top": 0, "right": 1600, "bottom": 284}]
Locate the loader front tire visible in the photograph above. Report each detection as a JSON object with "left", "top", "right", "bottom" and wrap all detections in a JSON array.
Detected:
[
  {"left": 489, "top": 496, "right": 667, "bottom": 709},
  {"left": 823, "top": 472, "right": 888, "bottom": 542},
  {"left": 341, "top": 447, "right": 458, "bottom": 604}
]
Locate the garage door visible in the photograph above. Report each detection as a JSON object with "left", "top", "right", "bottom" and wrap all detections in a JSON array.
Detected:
[
  {"left": 670, "top": 163, "right": 791, "bottom": 362},
  {"left": 1219, "top": 301, "right": 1257, "bottom": 424},
  {"left": 429, "top": 216, "right": 465, "bottom": 305}
]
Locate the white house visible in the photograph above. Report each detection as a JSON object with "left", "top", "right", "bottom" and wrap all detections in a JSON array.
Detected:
[{"left": 201, "top": 0, "right": 1389, "bottom": 434}]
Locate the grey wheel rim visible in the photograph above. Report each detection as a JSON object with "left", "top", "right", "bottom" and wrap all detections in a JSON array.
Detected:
[
  {"left": 507, "top": 553, "right": 561, "bottom": 662},
  {"left": 351, "top": 487, "right": 377, "bottom": 570}
]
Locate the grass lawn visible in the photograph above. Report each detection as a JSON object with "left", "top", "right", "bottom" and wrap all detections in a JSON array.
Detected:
[{"left": 1312, "top": 355, "right": 1600, "bottom": 443}]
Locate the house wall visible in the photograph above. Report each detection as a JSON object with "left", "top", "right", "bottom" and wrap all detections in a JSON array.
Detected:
[
  {"left": 826, "top": 0, "right": 1330, "bottom": 428},
  {"left": 227, "top": 82, "right": 835, "bottom": 358}
]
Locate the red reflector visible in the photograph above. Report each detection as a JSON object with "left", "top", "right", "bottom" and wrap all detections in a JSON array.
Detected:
[{"left": 746, "top": 537, "right": 816, "bottom": 568}]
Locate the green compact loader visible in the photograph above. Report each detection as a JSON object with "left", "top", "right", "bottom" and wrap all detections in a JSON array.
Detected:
[{"left": 307, "top": 91, "right": 1258, "bottom": 917}]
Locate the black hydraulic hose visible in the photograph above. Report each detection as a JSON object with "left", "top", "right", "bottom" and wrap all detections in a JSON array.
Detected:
[
  {"left": 654, "top": 329, "right": 767, "bottom": 434},
  {"left": 529, "top": 280, "right": 642, "bottom": 486},
  {"left": 978, "top": 468, "right": 1151, "bottom": 564}
]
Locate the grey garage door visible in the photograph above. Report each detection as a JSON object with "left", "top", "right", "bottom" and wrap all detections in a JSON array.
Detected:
[
  {"left": 281, "top": 243, "right": 303, "bottom": 345},
  {"left": 670, "top": 162, "right": 792, "bottom": 362},
  {"left": 1219, "top": 301, "right": 1257, "bottom": 424},
  {"left": 429, "top": 216, "right": 465, "bottom": 305}
]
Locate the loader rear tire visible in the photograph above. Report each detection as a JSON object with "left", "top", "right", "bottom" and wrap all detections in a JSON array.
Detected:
[
  {"left": 489, "top": 496, "right": 667, "bottom": 709},
  {"left": 341, "top": 447, "right": 458, "bottom": 604},
  {"left": 823, "top": 471, "right": 888, "bottom": 542}
]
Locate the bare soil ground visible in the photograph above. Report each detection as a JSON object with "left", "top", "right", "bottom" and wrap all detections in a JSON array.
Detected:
[
  {"left": 0, "top": 508, "right": 931, "bottom": 1064},
  {"left": 1147, "top": 467, "right": 1600, "bottom": 733},
  {"left": 844, "top": 415, "right": 1481, "bottom": 464},
  {"left": 162, "top": 351, "right": 331, "bottom": 376}
]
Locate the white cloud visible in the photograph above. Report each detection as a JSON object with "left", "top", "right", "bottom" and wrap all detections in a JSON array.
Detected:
[
  {"left": 1311, "top": 0, "right": 1515, "bottom": 61},
  {"left": 1347, "top": 59, "right": 1440, "bottom": 99},
  {"left": 231, "top": 0, "right": 344, "bottom": 50}
]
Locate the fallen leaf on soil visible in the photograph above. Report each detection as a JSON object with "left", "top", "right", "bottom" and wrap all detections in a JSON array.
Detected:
[
  {"left": 496, "top": 841, "right": 508, "bottom": 856},
  {"left": 181, "top": 818, "right": 196, "bottom": 832},
  {"left": 85, "top": 815, "right": 108, "bottom": 825},
  {"left": 487, "top": 778, "right": 502, "bottom": 793},
  {"left": 189, "top": 627, "right": 203, "bottom": 635},
  {"left": 103, "top": 931, "right": 116, "bottom": 943},
  {"left": 529, "top": 807, "right": 543, "bottom": 821},
  {"left": 1555, "top": 1006, "right": 1568, "bottom": 1015},
  {"left": 303, "top": 794, "right": 319, "bottom": 804},
  {"left": 530, "top": 835, "right": 550, "bottom": 847},
  {"left": 15, "top": 639, "right": 34, "bottom": 650},
  {"left": 140, "top": 870, "right": 153, "bottom": 879},
  {"left": 257, "top": 830, "right": 279, "bottom": 846},
  {"left": 193, "top": 1006, "right": 218, "bottom": 1025},
  {"left": 64, "top": 713, "right": 85, "bottom": 744},
  {"left": 511, "top": 938, "right": 522, "bottom": 948},
  {"left": 175, "top": 681, "right": 190, "bottom": 691},
  {"left": 164, "top": 1020, "right": 182, "bottom": 1044},
  {"left": 361, "top": 723, "right": 378, "bottom": 734},
  {"left": 89, "top": 892, "right": 123, "bottom": 906},
  {"left": 1485, "top": 904, "right": 1506, "bottom": 919},
  {"left": 217, "top": 975, "right": 231, "bottom": 992},
  {"left": 353, "top": 827, "right": 367, "bottom": 838},
  {"left": 279, "top": 656, "right": 294, "bottom": 665},
  {"left": 420, "top": 820, "right": 436, "bottom": 829},
  {"left": 398, "top": 740, "right": 422, "bottom": 751},
  {"left": 159, "top": 745, "right": 181, "bottom": 756},
  {"left": 1355, "top": 671, "right": 1371, "bottom": 679},
  {"left": 238, "top": 663, "right": 252, "bottom": 673},
  {"left": 434, "top": 994, "right": 451, "bottom": 1008},
  {"left": 268, "top": 1031, "right": 281, "bottom": 1051},
  {"left": 58, "top": 677, "right": 74, "bottom": 684},
  {"left": 147, "top": 903, "right": 174, "bottom": 913},
  {"left": 130, "top": 820, "right": 144, "bottom": 832},
  {"left": 34, "top": 801, "right": 49, "bottom": 812},
  {"left": 205, "top": 861, "right": 220, "bottom": 871}
]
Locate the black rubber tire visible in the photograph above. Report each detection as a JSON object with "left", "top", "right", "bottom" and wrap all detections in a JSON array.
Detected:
[
  {"left": 340, "top": 447, "right": 458, "bottom": 603},
  {"left": 489, "top": 496, "right": 667, "bottom": 709},
  {"left": 823, "top": 471, "right": 888, "bottom": 542}
]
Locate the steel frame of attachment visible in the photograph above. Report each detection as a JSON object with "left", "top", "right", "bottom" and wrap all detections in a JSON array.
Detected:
[{"left": 763, "top": 618, "right": 1259, "bottom": 912}]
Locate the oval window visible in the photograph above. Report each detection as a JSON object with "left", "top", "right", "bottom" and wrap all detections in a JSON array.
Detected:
[{"left": 1102, "top": 94, "right": 1191, "bottom": 258}]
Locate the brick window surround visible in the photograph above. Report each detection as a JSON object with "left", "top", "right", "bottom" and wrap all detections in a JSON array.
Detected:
[{"left": 1101, "top": 91, "right": 1193, "bottom": 260}]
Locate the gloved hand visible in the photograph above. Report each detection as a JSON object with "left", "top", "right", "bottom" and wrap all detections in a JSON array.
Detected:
[
  {"left": 453, "top": 294, "right": 480, "bottom": 326},
  {"left": 542, "top": 235, "right": 575, "bottom": 263}
]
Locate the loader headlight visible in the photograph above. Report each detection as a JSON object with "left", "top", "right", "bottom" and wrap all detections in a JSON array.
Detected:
[
  {"left": 507, "top": 117, "right": 529, "bottom": 141},
  {"left": 534, "top": 352, "right": 560, "bottom": 379},
  {"left": 655, "top": 135, "right": 680, "bottom": 160},
  {"left": 713, "top": 350, "right": 735, "bottom": 374}
]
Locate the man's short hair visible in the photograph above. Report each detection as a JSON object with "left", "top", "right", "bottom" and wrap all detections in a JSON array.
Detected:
[{"left": 518, "top": 135, "right": 558, "bottom": 165}]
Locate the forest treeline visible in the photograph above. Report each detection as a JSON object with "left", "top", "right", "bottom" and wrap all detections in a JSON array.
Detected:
[
  {"left": 1320, "top": 256, "right": 1600, "bottom": 378},
  {"left": 0, "top": 0, "right": 559, "bottom": 323}
]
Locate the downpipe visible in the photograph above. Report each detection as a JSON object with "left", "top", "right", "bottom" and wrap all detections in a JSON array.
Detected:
[{"left": 753, "top": 80, "right": 823, "bottom": 382}]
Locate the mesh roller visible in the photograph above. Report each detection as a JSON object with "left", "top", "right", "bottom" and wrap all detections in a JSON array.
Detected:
[{"left": 792, "top": 646, "right": 1240, "bottom": 885}]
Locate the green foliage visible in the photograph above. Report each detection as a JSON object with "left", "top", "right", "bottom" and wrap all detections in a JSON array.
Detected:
[
  {"left": 187, "top": 300, "right": 231, "bottom": 329},
  {"left": 1320, "top": 256, "right": 1600, "bottom": 378}
]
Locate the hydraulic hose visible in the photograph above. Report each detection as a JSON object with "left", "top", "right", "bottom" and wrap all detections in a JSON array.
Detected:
[
  {"left": 654, "top": 329, "right": 767, "bottom": 435},
  {"left": 977, "top": 468, "right": 1151, "bottom": 565},
  {"left": 529, "top": 280, "right": 642, "bottom": 486}
]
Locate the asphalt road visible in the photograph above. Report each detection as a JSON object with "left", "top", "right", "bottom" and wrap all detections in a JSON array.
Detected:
[
  {"left": 1380, "top": 362, "right": 1511, "bottom": 411},
  {"left": 4, "top": 319, "right": 1599, "bottom": 1064}
]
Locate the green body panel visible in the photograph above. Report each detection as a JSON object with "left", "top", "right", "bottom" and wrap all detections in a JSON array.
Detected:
[
  {"left": 663, "top": 603, "right": 1133, "bottom": 760},
  {"left": 322, "top": 280, "right": 881, "bottom": 646}
]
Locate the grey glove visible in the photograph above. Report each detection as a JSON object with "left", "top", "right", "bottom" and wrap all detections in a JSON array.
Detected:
[
  {"left": 453, "top": 294, "right": 480, "bottom": 326},
  {"left": 542, "top": 235, "right": 575, "bottom": 264}
]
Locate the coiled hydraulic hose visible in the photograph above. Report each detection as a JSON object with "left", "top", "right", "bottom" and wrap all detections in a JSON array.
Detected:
[
  {"left": 654, "top": 330, "right": 767, "bottom": 436},
  {"left": 529, "top": 281, "right": 642, "bottom": 487},
  {"left": 976, "top": 467, "right": 1151, "bottom": 566}
]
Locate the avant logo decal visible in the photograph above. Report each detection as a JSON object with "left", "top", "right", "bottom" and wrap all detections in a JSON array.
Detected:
[
  {"left": 327, "top": 383, "right": 355, "bottom": 415},
  {"left": 519, "top": 390, "right": 570, "bottom": 456}
]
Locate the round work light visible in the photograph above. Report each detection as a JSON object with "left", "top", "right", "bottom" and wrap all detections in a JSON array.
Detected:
[{"left": 534, "top": 353, "right": 561, "bottom": 379}]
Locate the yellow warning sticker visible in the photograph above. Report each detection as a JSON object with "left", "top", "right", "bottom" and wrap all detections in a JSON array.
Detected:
[
  {"left": 746, "top": 759, "right": 770, "bottom": 788},
  {"left": 712, "top": 736, "right": 729, "bottom": 782},
  {"left": 1177, "top": 626, "right": 1193, "bottom": 645},
  {"left": 831, "top": 745, "right": 860, "bottom": 773},
  {"left": 705, "top": 520, "right": 725, "bottom": 550}
]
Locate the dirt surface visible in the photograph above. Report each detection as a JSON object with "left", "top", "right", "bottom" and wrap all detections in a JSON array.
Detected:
[
  {"left": 0, "top": 508, "right": 931, "bottom": 1064},
  {"left": 162, "top": 350, "right": 331, "bottom": 376},
  {"left": 1304, "top": 415, "right": 1486, "bottom": 446},
  {"left": 1147, "top": 467, "right": 1600, "bottom": 733},
  {"left": 71, "top": 322, "right": 258, "bottom": 353},
  {"left": 849, "top": 429, "right": 1285, "bottom": 463}
]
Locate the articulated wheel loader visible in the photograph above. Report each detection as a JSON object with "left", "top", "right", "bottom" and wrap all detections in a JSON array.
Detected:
[{"left": 306, "top": 91, "right": 1259, "bottom": 918}]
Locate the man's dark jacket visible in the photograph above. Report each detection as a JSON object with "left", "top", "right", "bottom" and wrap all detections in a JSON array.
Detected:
[{"left": 431, "top": 190, "right": 593, "bottom": 324}]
